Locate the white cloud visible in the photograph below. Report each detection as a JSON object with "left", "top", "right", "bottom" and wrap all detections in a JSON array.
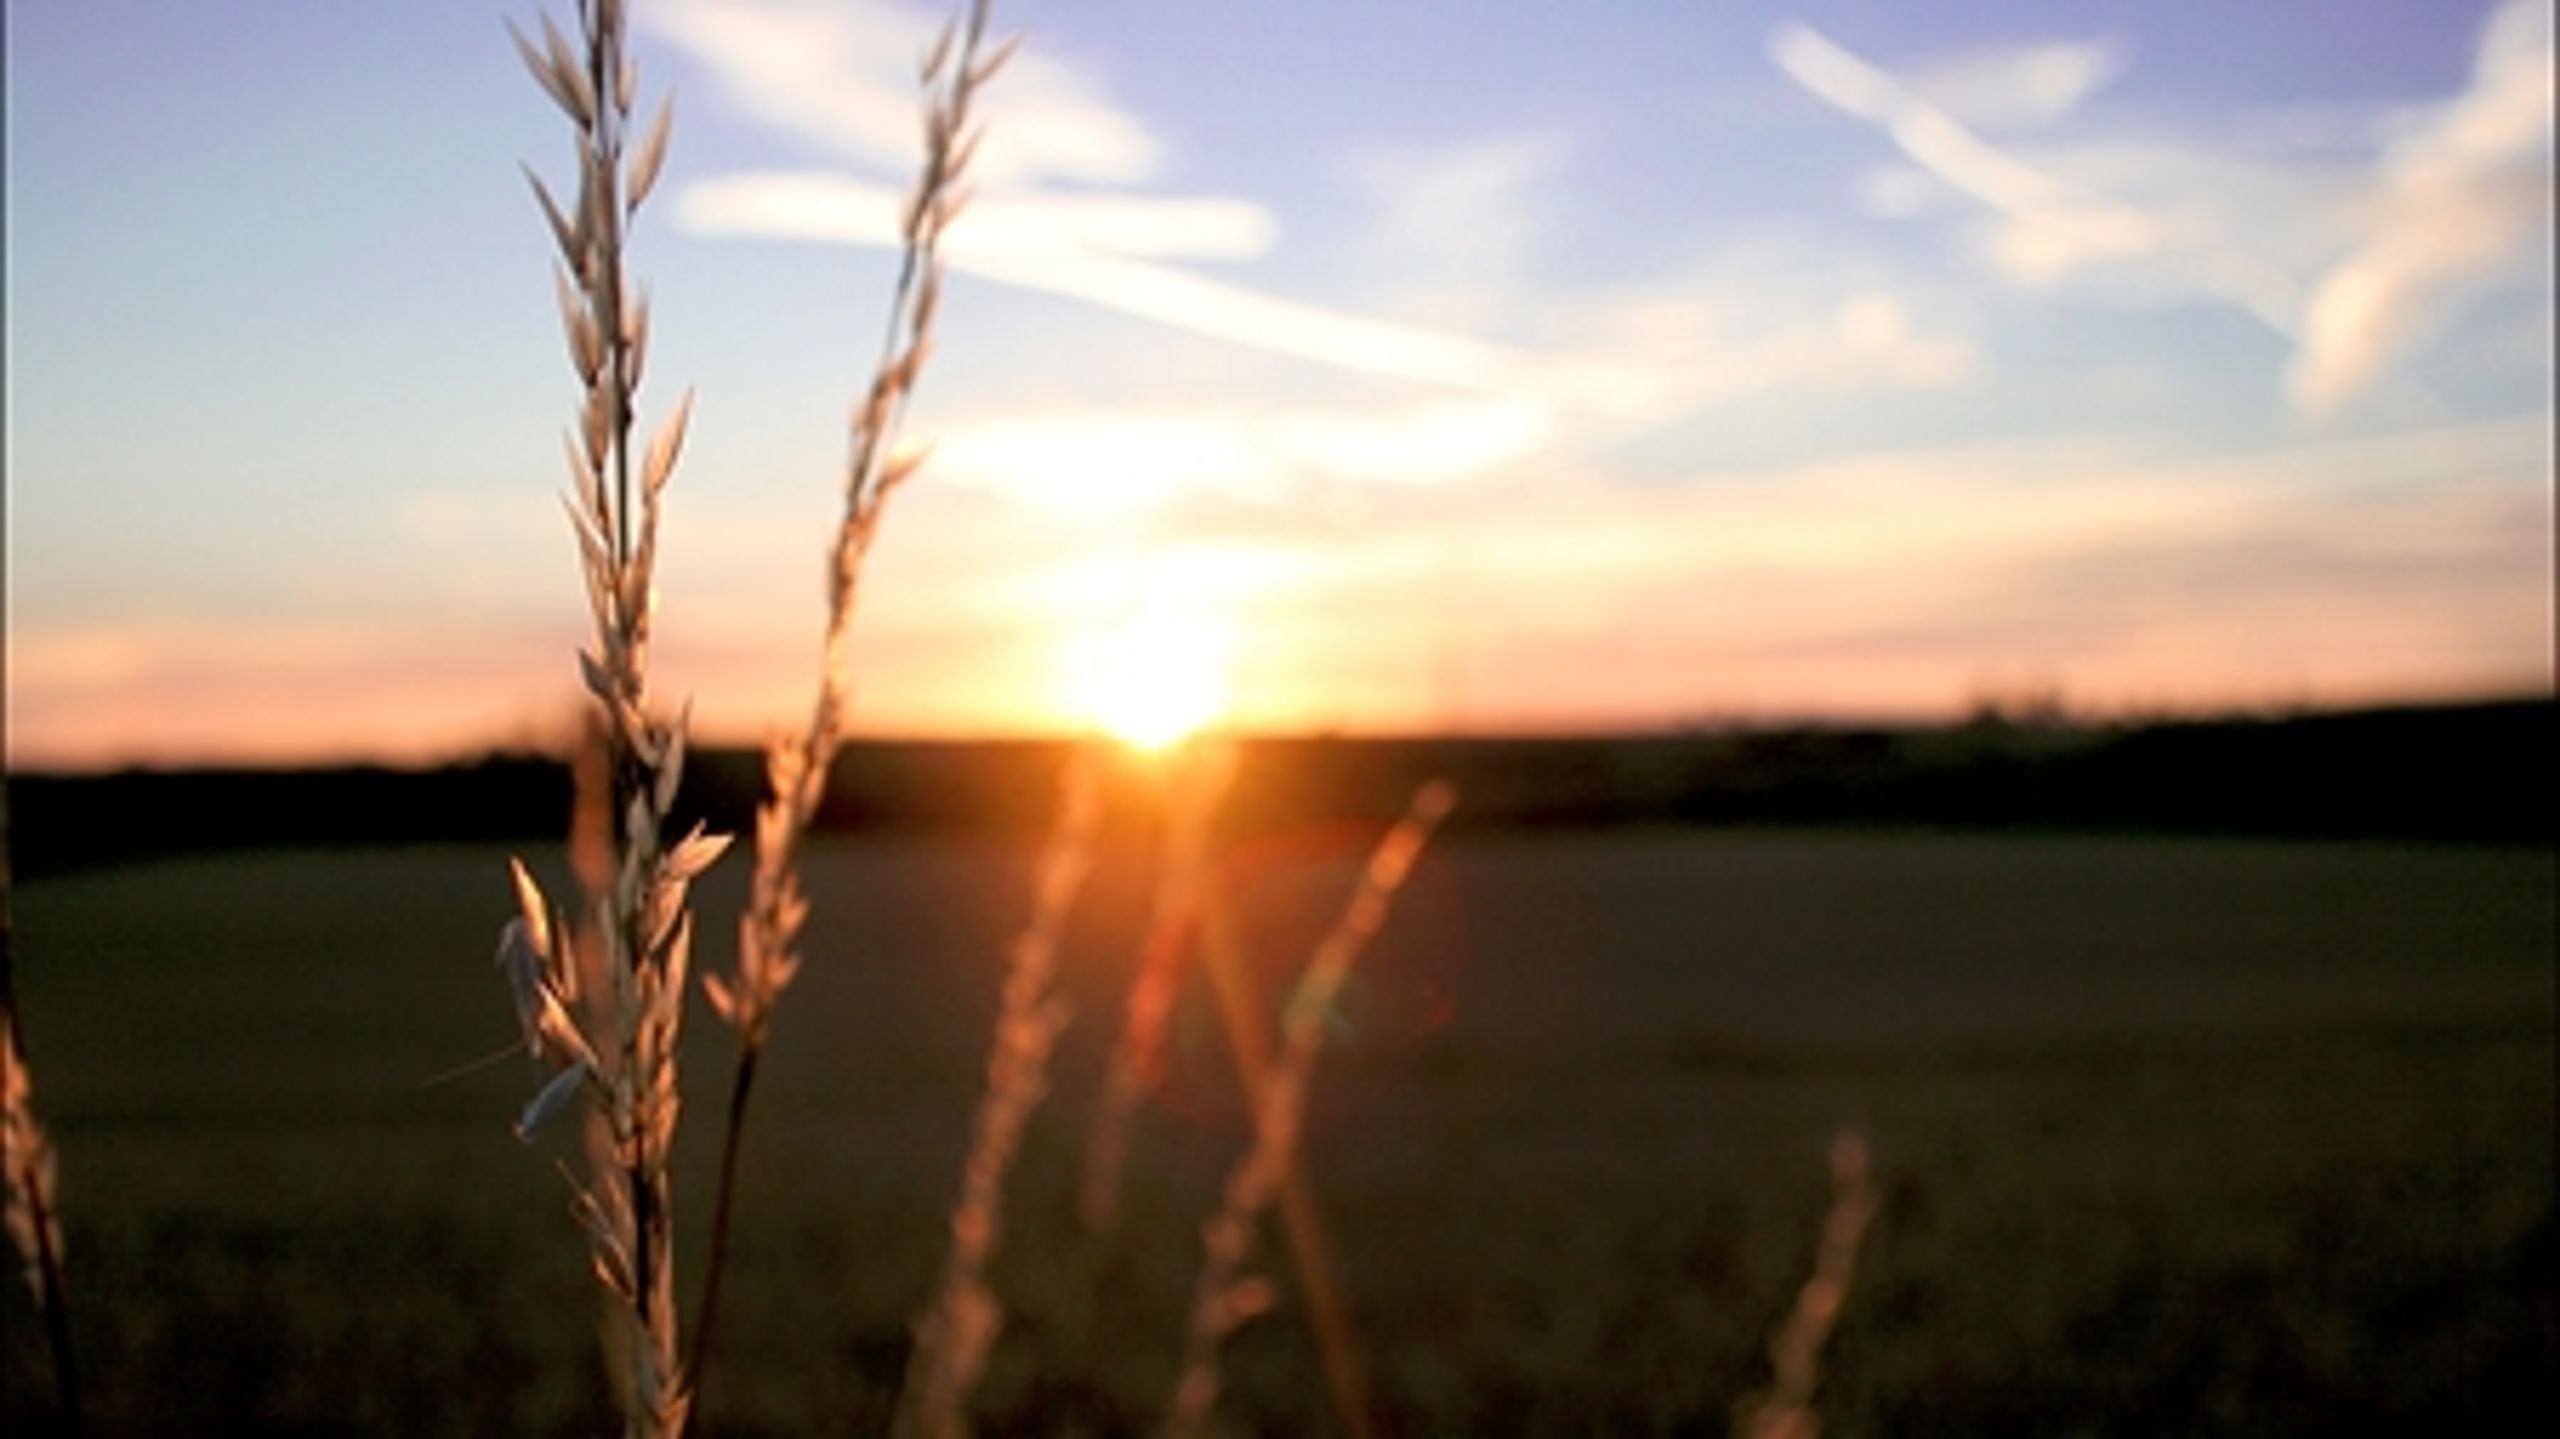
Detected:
[
  {"left": 658, "top": 0, "right": 1531, "bottom": 392},
  {"left": 677, "top": 169, "right": 1274, "bottom": 261},
  {"left": 1907, "top": 38, "right": 2126, "bottom": 130},
  {"left": 1771, "top": 24, "right": 2149, "bottom": 252},
  {"left": 1347, "top": 133, "right": 1568, "bottom": 324},
  {"left": 677, "top": 164, "right": 1523, "bottom": 389},
  {"left": 1770, "top": 21, "right": 2304, "bottom": 336},
  {"left": 1856, "top": 165, "right": 1943, "bottom": 218},
  {"left": 660, "top": 1, "right": 1986, "bottom": 435},
  {"left": 905, "top": 277, "right": 1979, "bottom": 524},
  {"left": 1777, "top": 10, "right": 2558, "bottom": 418},
  {"left": 1528, "top": 286, "right": 1974, "bottom": 435},
  {"left": 644, "top": 0, "right": 1158, "bottom": 186},
  {"left": 934, "top": 410, "right": 1286, "bottom": 511},
  {"left": 928, "top": 395, "right": 1557, "bottom": 512},
  {"left": 1274, "top": 398, "right": 1556, "bottom": 487},
  {"left": 2289, "top": 0, "right": 2556, "bottom": 413}
]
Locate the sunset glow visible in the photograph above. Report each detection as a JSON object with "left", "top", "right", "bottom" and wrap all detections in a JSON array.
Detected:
[
  {"left": 1075, "top": 604, "right": 1233, "bottom": 753},
  {"left": 3, "top": 2, "right": 2551, "bottom": 768}
]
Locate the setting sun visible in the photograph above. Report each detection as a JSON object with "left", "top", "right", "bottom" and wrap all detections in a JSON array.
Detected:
[{"left": 1076, "top": 604, "right": 1232, "bottom": 752}]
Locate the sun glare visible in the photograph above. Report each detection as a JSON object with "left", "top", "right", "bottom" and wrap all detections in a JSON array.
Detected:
[{"left": 1078, "top": 605, "right": 1232, "bottom": 752}]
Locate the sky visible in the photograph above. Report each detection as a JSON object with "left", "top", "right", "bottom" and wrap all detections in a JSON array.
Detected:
[{"left": 5, "top": 0, "right": 2553, "bottom": 769}]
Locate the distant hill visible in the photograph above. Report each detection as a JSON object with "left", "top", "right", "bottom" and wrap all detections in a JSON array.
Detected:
[{"left": 8, "top": 697, "right": 2550, "bottom": 876}]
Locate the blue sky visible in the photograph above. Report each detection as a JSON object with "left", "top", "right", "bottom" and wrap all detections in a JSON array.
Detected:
[{"left": 5, "top": 0, "right": 2552, "bottom": 767}]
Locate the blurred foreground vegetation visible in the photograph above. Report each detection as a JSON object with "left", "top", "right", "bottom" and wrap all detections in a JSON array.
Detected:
[{"left": 4, "top": 823, "right": 2550, "bottom": 1433}]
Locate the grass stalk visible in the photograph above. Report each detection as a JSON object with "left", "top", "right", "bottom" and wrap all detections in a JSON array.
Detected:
[
  {"left": 1194, "top": 879, "right": 1378, "bottom": 1439},
  {"left": 502, "top": 3, "right": 727, "bottom": 1431},
  {"left": 1161, "top": 782, "right": 1456, "bottom": 1439},
  {"left": 1075, "top": 737, "right": 1381, "bottom": 1438},
  {"left": 688, "top": 2, "right": 1006, "bottom": 1415},
  {"left": 895, "top": 742, "right": 1108, "bottom": 1439},
  {"left": 2, "top": 783, "right": 81, "bottom": 1433},
  {"left": 1733, "top": 1130, "right": 1879, "bottom": 1439},
  {"left": 1079, "top": 737, "right": 1238, "bottom": 1234},
  {"left": 681, "top": 1042, "right": 757, "bottom": 1415}
]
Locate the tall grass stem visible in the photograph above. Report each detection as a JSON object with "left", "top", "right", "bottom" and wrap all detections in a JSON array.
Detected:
[
  {"left": 1162, "top": 782, "right": 1456, "bottom": 1439},
  {"left": 2, "top": 781, "right": 82, "bottom": 1432},
  {"left": 1194, "top": 879, "right": 1379, "bottom": 1439},
  {"left": 689, "top": 3, "right": 1005, "bottom": 1415},
  {"left": 1080, "top": 738, "right": 1237, "bottom": 1234},
  {"left": 895, "top": 742, "right": 1108, "bottom": 1439},
  {"left": 1734, "top": 1129, "right": 1879, "bottom": 1439},
  {"left": 504, "top": 2, "right": 728, "bottom": 1430}
]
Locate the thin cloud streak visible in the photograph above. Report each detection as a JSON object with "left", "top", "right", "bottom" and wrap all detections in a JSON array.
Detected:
[
  {"left": 678, "top": 171, "right": 1525, "bottom": 389},
  {"left": 1769, "top": 20, "right": 2306, "bottom": 336},
  {"left": 923, "top": 396, "right": 1558, "bottom": 511},
  {"left": 657, "top": 0, "right": 1531, "bottom": 390},
  {"left": 1774, "top": 12, "right": 2557, "bottom": 417},
  {"left": 1905, "top": 37, "right": 2126, "bottom": 130},
  {"left": 644, "top": 0, "right": 1160, "bottom": 187},
  {"left": 676, "top": 169, "right": 1275, "bottom": 260}
]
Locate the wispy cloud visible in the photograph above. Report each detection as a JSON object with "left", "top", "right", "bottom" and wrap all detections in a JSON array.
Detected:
[
  {"left": 1345, "top": 133, "right": 1568, "bottom": 330},
  {"left": 901, "top": 278, "right": 1977, "bottom": 514},
  {"left": 1775, "top": 10, "right": 2556, "bottom": 417},
  {"left": 655, "top": 0, "right": 1532, "bottom": 393},
  {"left": 677, "top": 170, "right": 1524, "bottom": 388},
  {"left": 671, "top": 168, "right": 1274, "bottom": 263},
  {"left": 1905, "top": 37, "right": 2126, "bottom": 131},
  {"left": 2289, "top": 0, "right": 2556, "bottom": 413},
  {"left": 893, "top": 413, "right": 2550, "bottom": 730},
  {"left": 1768, "top": 20, "right": 2304, "bottom": 333},
  {"left": 644, "top": 0, "right": 1158, "bottom": 186},
  {"left": 669, "top": 21, "right": 1970, "bottom": 464},
  {"left": 923, "top": 396, "right": 1559, "bottom": 512}
]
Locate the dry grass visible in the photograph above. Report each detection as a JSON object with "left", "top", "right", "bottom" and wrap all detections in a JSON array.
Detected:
[
  {"left": 1164, "top": 781, "right": 1457, "bottom": 1438},
  {"left": 482, "top": 6, "right": 1801, "bottom": 1433},
  {"left": 692, "top": 4, "right": 1006, "bottom": 1411},
  {"left": 896, "top": 746, "right": 1108, "bottom": 1439},
  {"left": 1082, "top": 741, "right": 1239, "bottom": 1237},
  {"left": 2, "top": 789, "right": 81, "bottom": 1429},
  {"left": 503, "top": 1, "right": 726, "bottom": 1430},
  {"left": 1734, "top": 1129, "right": 1879, "bottom": 1439}
]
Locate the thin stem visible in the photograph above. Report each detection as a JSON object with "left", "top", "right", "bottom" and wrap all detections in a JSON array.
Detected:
[
  {"left": 581, "top": 0, "right": 633, "bottom": 573},
  {"left": 1163, "top": 782, "right": 1454, "bottom": 1439},
  {"left": 29, "top": 1168, "right": 80, "bottom": 1433},
  {"left": 1735, "top": 1131, "right": 1878, "bottom": 1439},
  {"left": 693, "top": 6, "right": 1005, "bottom": 1421},
  {"left": 2, "top": 783, "right": 81, "bottom": 1432},
  {"left": 509, "top": 4, "right": 715, "bottom": 1431},
  {"left": 1080, "top": 739, "right": 1234, "bottom": 1234},
  {"left": 683, "top": 1044, "right": 760, "bottom": 1410},
  {"left": 894, "top": 743, "right": 1106, "bottom": 1439},
  {"left": 1195, "top": 881, "right": 1376, "bottom": 1439}
]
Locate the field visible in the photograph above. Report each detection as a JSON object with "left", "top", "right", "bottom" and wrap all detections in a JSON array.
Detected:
[{"left": 5, "top": 825, "right": 2553, "bottom": 1434}]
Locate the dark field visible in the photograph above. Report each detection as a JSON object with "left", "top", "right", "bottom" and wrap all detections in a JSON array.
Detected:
[{"left": 5, "top": 828, "right": 2553, "bottom": 1434}]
